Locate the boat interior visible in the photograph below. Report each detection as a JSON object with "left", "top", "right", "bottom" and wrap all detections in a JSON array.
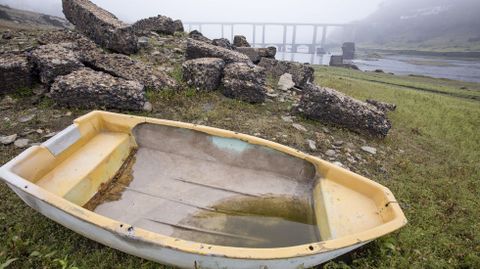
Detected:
[{"left": 6, "top": 111, "right": 403, "bottom": 248}]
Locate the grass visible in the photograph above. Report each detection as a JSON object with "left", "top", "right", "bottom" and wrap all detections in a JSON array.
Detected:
[{"left": 1, "top": 67, "right": 479, "bottom": 268}]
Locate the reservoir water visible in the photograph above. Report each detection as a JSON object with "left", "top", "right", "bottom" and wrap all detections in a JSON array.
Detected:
[{"left": 276, "top": 52, "right": 480, "bottom": 83}]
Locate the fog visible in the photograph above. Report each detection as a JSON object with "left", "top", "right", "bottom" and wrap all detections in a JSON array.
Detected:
[{"left": 0, "top": 0, "right": 383, "bottom": 24}]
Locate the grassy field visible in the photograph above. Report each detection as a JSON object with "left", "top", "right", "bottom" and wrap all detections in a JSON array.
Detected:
[{"left": 1, "top": 67, "right": 479, "bottom": 269}]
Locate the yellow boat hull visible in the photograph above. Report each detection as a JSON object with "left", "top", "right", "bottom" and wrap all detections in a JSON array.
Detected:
[{"left": 0, "top": 111, "right": 406, "bottom": 268}]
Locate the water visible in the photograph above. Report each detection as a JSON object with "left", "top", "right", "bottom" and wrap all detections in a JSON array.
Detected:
[
  {"left": 90, "top": 123, "right": 321, "bottom": 249},
  {"left": 172, "top": 195, "right": 321, "bottom": 248},
  {"left": 352, "top": 55, "right": 480, "bottom": 83},
  {"left": 276, "top": 52, "right": 480, "bottom": 83}
]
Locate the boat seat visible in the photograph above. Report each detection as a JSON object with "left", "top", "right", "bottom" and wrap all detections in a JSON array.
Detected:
[{"left": 36, "top": 131, "right": 131, "bottom": 206}]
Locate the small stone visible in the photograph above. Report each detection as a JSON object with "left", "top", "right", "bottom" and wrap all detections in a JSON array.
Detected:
[
  {"left": 14, "top": 138, "right": 30, "bottom": 148},
  {"left": 333, "top": 140, "right": 344, "bottom": 146},
  {"left": 138, "top": 36, "right": 149, "bottom": 48},
  {"left": 143, "top": 101, "right": 153, "bottom": 112},
  {"left": 32, "top": 86, "right": 46, "bottom": 95},
  {"left": 36, "top": 129, "right": 44, "bottom": 134},
  {"left": 21, "top": 129, "right": 35, "bottom": 136},
  {"left": 0, "top": 96, "right": 17, "bottom": 109},
  {"left": 325, "top": 149, "right": 336, "bottom": 157},
  {"left": 347, "top": 157, "right": 357, "bottom": 164},
  {"left": 333, "top": 161, "right": 344, "bottom": 168},
  {"left": 277, "top": 73, "right": 295, "bottom": 91},
  {"left": 292, "top": 123, "right": 307, "bottom": 132},
  {"left": 0, "top": 134, "right": 17, "bottom": 145},
  {"left": 18, "top": 114, "right": 35, "bottom": 123},
  {"left": 266, "top": 92, "right": 279, "bottom": 98},
  {"left": 346, "top": 142, "right": 355, "bottom": 149},
  {"left": 43, "top": 132, "right": 57, "bottom": 138},
  {"left": 281, "top": 116, "right": 293, "bottom": 123},
  {"left": 322, "top": 127, "right": 330, "bottom": 133},
  {"left": 361, "top": 146, "right": 377, "bottom": 155},
  {"left": 307, "top": 139, "right": 317, "bottom": 151},
  {"left": 65, "top": 111, "right": 73, "bottom": 116}
]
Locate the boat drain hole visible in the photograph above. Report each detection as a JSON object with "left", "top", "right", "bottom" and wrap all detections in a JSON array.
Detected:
[{"left": 309, "top": 245, "right": 314, "bottom": 251}]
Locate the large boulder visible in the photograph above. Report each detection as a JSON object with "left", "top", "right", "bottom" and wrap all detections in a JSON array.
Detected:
[
  {"left": 50, "top": 68, "right": 146, "bottom": 110},
  {"left": 37, "top": 29, "right": 99, "bottom": 54},
  {"left": 0, "top": 53, "right": 34, "bottom": 94},
  {"left": 81, "top": 51, "right": 178, "bottom": 90},
  {"left": 62, "top": 0, "right": 137, "bottom": 54},
  {"left": 258, "top": 57, "right": 314, "bottom": 88},
  {"left": 130, "top": 15, "right": 177, "bottom": 35},
  {"left": 222, "top": 62, "right": 267, "bottom": 103},
  {"left": 297, "top": 83, "right": 392, "bottom": 137},
  {"left": 173, "top": 20, "right": 184, "bottom": 32},
  {"left": 186, "top": 38, "right": 252, "bottom": 64},
  {"left": 212, "top": 38, "right": 234, "bottom": 50},
  {"left": 233, "top": 35, "right": 250, "bottom": 47},
  {"left": 188, "top": 30, "right": 212, "bottom": 43},
  {"left": 236, "top": 47, "right": 276, "bottom": 64},
  {"left": 29, "top": 44, "right": 84, "bottom": 84},
  {"left": 182, "top": 58, "right": 225, "bottom": 91}
]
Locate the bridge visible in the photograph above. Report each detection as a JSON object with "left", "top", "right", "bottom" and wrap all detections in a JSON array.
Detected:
[{"left": 184, "top": 22, "right": 356, "bottom": 54}]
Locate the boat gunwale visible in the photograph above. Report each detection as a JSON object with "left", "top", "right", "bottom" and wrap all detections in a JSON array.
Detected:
[{"left": 0, "top": 110, "right": 407, "bottom": 260}]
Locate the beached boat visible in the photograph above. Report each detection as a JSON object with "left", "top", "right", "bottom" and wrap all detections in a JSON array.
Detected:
[{"left": 0, "top": 111, "right": 406, "bottom": 268}]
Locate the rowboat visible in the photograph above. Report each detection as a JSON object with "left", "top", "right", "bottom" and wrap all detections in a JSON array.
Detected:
[{"left": 0, "top": 111, "right": 406, "bottom": 268}]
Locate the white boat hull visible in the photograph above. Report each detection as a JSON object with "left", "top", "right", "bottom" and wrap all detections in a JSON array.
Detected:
[{"left": 7, "top": 182, "right": 366, "bottom": 269}]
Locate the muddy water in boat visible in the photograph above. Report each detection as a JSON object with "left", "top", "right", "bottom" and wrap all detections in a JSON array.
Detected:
[{"left": 85, "top": 123, "right": 320, "bottom": 248}]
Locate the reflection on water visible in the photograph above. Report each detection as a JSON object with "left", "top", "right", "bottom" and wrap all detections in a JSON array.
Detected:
[{"left": 275, "top": 52, "right": 480, "bottom": 83}]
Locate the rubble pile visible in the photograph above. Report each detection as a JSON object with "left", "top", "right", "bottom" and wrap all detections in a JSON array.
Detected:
[{"left": 0, "top": 0, "right": 395, "bottom": 137}]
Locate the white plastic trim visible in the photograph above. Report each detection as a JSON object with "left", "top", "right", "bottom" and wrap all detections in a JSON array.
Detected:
[{"left": 42, "top": 124, "right": 81, "bottom": 156}]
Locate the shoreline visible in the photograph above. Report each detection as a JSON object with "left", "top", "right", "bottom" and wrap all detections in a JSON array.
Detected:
[{"left": 358, "top": 48, "right": 480, "bottom": 59}]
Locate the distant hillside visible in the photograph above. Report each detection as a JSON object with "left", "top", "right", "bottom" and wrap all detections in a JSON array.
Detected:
[
  {"left": 353, "top": 0, "right": 480, "bottom": 52},
  {"left": 0, "top": 4, "right": 71, "bottom": 30}
]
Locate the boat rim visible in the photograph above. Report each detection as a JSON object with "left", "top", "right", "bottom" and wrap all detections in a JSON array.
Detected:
[{"left": 0, "top": 111, "right": 407, "bottom": 260}]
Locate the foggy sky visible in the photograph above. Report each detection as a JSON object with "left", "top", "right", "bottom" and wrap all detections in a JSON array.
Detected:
[{"left": 0, "top": 0, "right": 383, "bottom": 24}]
